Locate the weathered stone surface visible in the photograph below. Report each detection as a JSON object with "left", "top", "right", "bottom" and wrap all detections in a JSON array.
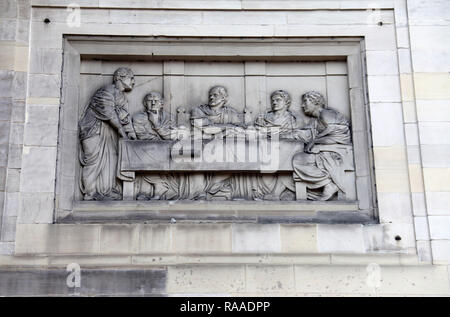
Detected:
[
  {"left": 232, "top": 224, "right": 281, "bottom": 253},
  {"left": 0, "top": 268, "right": 166, "bottom": 296}
]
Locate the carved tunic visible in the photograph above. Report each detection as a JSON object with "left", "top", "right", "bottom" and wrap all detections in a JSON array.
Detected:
[
  {"left": 190, "top": 104, "right": 242, "bottom": 127},
  {"left": 254, "top": 110, "right": 298, "bottom": 136},
  {"left": 78, "top": 84, "right": 134, "bottom": 200}
]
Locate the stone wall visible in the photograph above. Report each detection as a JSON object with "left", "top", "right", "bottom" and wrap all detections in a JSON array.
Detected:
[
  {"left": 0, "top": 0, "right": 30, "bottom": 255},
  {"left": 0, "top": 0, "right": 448, "bottom": 296}
]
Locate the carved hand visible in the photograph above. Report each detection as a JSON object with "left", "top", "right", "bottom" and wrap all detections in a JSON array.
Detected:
[
  {"left": 128, "top": 132, "right": 137, "bottom": 140},
  {"left": 304, "top": 140, "right": 315, "bottom": 153}
]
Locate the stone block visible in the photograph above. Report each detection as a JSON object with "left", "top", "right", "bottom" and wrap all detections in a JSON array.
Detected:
[
  {"left": 423, "top": 168, "right": 450, "bottom": 192},
  {"left": 317, "top": 224, "right": 365, "bottom": 253},
  {"left": 409, "top": 164, "right": 425, "bottom": 193},
  {"left": 16, "top": 19, "right": 30, "bottom": 44},
  {"left": 0, "top": 242, "right": 14, "bottom": 255},
  {"left": 0, "top": 0, "right": 17, "bottom": 19},
  {"left": 14, "top": 46, "right": 29, "bottom": 72},
  {"left": 7, "top": 144, "right": 22, "bottom": 169},
  {"left": 139, "top": 224, "right": 171, "bottom": 254},
  {"left": 411, "top": 192, "right": 427, "bottom": 216},
  {"left": 9, "top": 122, "right": 24, "bottom": 145},
  {"left": 365, "top": 50, "right": 399, "bottom": 75},
  {"left": 246, "top": 265, "right": 295, "bottom": 293},
  {"left": 370, "top": 102, "right": 405, "bottom": 146},
  {"left": 20, "top": 146, "right": 57, "bottom": 193},
  {"left": 0, "top": 44, "right": 16, "bottom": 70},
  {"left": 414, "top": 73, "right": 450, "bottom": 100},
  {"left": 99, "top": 224, "right": 140, "bottom": 254},
  {"left": 407, "top": 145, "right": 420, "bottom": 165},
  {"left": 24, "top": 123, "right": 58, "bottom": 146},
  {"left": 27, "top": 74, "right": 61, "bottom": 98},
  {"left": 418, "top": 122, "right": 450, "bottom": 146},
  {"left": 0, "top": 167, "right": 6, "bottom": 190},
  {"left": 407, "top": 0, "right": 450, "bottom": 26},
  {"left": 0, "top": 215, "right": 17, "bottom": 241},
  {"left": 0, "top": 70, "right": 14, "bottom": 99},
  {"left": 397, "top": 48, "right": 412, "bottom": 74},
  {"left": 374, "top": 167, "right": 410, "bottom": 193},
  {"left": 364, "top": 223, "right": 416, "bottom": 253},
  {"left": 15, "top": 224, "right": 101, "bottom": 254},
  {"left": 13, "top": 71, "right": 27, "bottom": 100},
  {"left": 29, "top": 48, "right": 63, "bottom": 75},
  {"left": 0, "top": 143, "right": 8, "bottom": 167},
  {"left": 295, "top": 265, "right": 449, "bottom": 295},
  {"left": 0, "top": 19, "right": 16, "bottom": 41},
  {"left": 232, "top": 224, "right": 280, "bottom": 253},
  {"left": 266, "top": 62, "right": 325, "bottom": 76},
  {"left": 367, "top": 76, "right": 401, "bottom": 102},
  {"left": 11, "top": 100, "right": 25, "bottom": 123},
  {"left": 203, "top": 11, "right": 287, "bottom": 25},
  {"left": 0, "top": 98, "right": 12, "bottom": 120},
  {"left": 5, "top": 169, "right": 20, "bottom": 193},
  {"left": 425, "top": 191, "right": 450, "bottom": 216},
  {"left": 4, "top": 192, "right": 19, "bottom": 217},
  {"left": 280, "top": 224, "right": 317, "bottom": 253},
  {"left": 414, "top": 216, "right": 430, "bottom": 241},
  {"left": 373, "top": 146, "right": 407, "bottom": 170},
  {"left": 0, "top": 121, "right": 11, "bottom": 144},
  {"left": 167, "top": 265, "right": 245, "bottom": 294},
  {"left": 172, "top": 224, "right": 232, "bottom": 254},
  {"left": 0, "top": 268, "right": 166, "bottom": 296},
  {"left": 377, "top": 192, "right": 413, "bottom": 224},
  {"left": 428, "top": 216, "right": 450, "bottom": 239},
  {"left": 416, "top": 100, "right": 450, "bottom": 122},
  {"left": 416, "top": 240, "right": 432, "bottom": 263},
  {"left": 17, "top": 192, "right": 54, "bottom": 224},
  {"left": 431, "top": 240, "right": 450, "bottom": 264},
  {"left": 325, "top": 61, "right": 347, "bottom": 75}
]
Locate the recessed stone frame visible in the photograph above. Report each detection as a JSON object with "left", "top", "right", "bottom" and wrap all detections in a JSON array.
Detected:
[{"left": 55, "top": 36, "right": 376, "bottom": 224}]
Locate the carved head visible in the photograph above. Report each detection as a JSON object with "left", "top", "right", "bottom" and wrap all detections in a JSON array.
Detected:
[
  {"left": 143, "top": 92, "right": 164, "bottom": 112},
  {"left": 113, "top": 67, "right": 135, "bottom": 92},
  {"left": 208, "top": 86, "right": 228, "bottom": 108},
  {"left": 270, "top": 90, "right": 291, "bottom": 112},
  {"left": 301, "top": 91, "right": 326, "bottom": 117}
]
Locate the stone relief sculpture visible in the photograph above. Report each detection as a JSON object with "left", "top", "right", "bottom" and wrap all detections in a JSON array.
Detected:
[
  {"left": 292, "top": 91, "right": 352, "bottom": 200},
  {"left": 78, "top": 67, "right": 136, "bottom": 201},
  {"left": 78, "top": 68, "right": 354, "bottom": 202}
]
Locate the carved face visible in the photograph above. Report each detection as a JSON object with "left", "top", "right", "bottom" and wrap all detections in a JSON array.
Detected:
[
  {"left": 208, "top": 87, "right": 227, "bottom": 108},
  {"left": 120, "top": 75, "right": 135, "bottom": 92},
  {"left": 144, "top": 93, "right": 163, "bottom": 111},
  {"left": 271, "top": 93, "right": 289, "bottom": 112},
  {"left": 302, "top": 97, "right": 319, "bottom": 117}
]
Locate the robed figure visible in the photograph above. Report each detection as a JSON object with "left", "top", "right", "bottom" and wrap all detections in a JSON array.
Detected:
[{"left": 78, "top": 67, "right": 137, "bottom": 200}]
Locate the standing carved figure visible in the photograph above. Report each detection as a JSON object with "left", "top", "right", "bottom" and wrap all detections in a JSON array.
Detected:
[
  {"left": 78, "top": 67, "right": 137, "bottom": 200},
  {"left": 292, "top": 91, "right": 351, "bottom": 200}
]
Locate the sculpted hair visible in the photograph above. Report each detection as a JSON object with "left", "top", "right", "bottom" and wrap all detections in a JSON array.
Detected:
[
  {"left": 209, "top": 86, "right": 228, "bottom": 99},
  {"left": 302, "top": 91, "right": 327, "bottom": 109},
  {"left": 113, "top": 67, "right": 134, "bottom": 83},
  {"left": 271, "top": 89, "right": 291, "bottom": 107},
  {"left": 143, "top": 92, "right": 163, "bottom": 107}
]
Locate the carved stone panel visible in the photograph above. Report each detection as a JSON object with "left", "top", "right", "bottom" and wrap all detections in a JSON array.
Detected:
[{"left": 77, "top": 61, "right": 357, "bottom": 202}]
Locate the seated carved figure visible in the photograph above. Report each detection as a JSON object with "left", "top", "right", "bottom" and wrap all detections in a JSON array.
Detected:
[
  {"left": 254, "top": 89, "right": 298, "bottom": 139},
  {"left": 232, "top": 89, "right": 299, "bottom": 201},
  {"left": 133, "top": 92, "right": 173, "bottom": 140},
  {"left": 132, "top": 92, "right": 178, "bottom": 200},
  {"left": 189, "top": 86, "right": 245, "bottom": 199},
  {"left": 190, "top": 85, "right": 243, "bottom": 136},
  {"left": 292, "top": 91, "right": 352, "bottom": 200}
]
